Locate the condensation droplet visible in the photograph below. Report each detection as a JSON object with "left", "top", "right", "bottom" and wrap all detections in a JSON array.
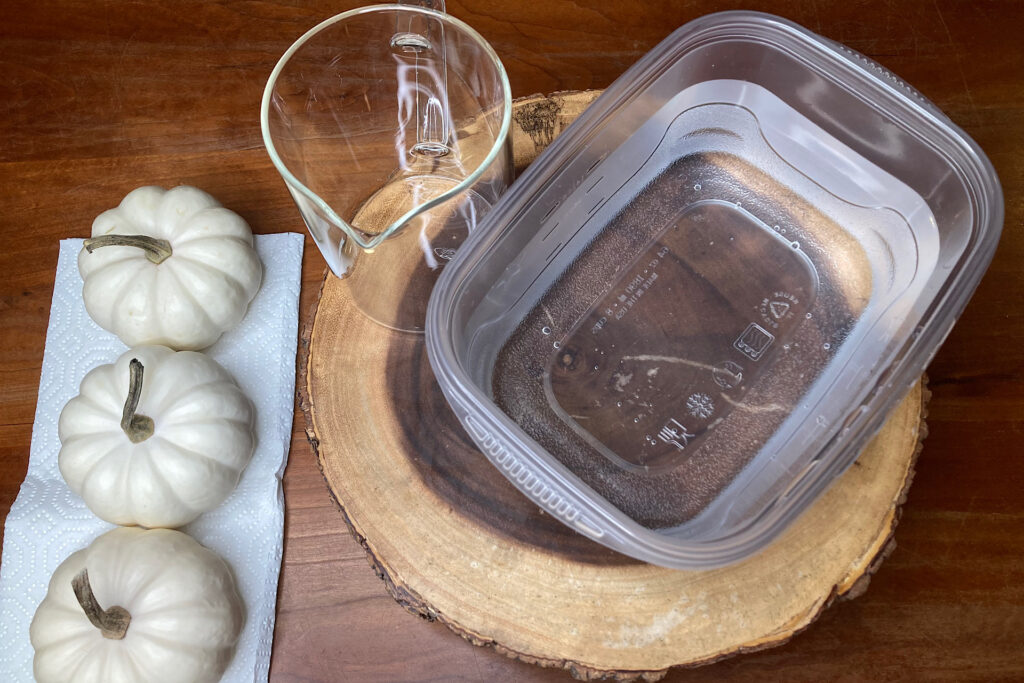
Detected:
[
  {"left": 693, "top": 183, "right": 702, "bottom": 191},
  {"left": 823, "top": 342, "right": 831, "bottom": 350},
  {"left": 633, "top": 417, "right": 640, "bottom": 423},
  {"left": 553, "top": 341, "right": 561, "bottom": 349},
  {"left": 773, "top": 225, "right": 781, "bottom": 232},
  {"left": 791, "top": 241, "right": 800, "bottom": 249},
  {"left": 616, "top": 401, "right": 622, "bottom": 407},
  {"left": 805, "top": 312, "right": 813, "bottom": 319},
  {"left": 541, "top": 326, "right": 552, "bottom": 335},
  {"left": 783, "top": 344, "right": 791, "bottom": 351}
]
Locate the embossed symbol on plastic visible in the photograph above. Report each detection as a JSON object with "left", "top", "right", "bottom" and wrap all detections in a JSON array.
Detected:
[
  {"left": 734, "top": 323, "right": 775, "bottom": 361},
  {"left": 686, "top": 393, "right": 715, "bottom": 419},
  {"left": 758, "top": 291, "right": 800, "bottom": 329},
  {"left": 433, "top": 247, "right": 457, "bottom": 261},
  {"left": 712, "top": 360, "right": 744, "bottom": 389},
  {"left": 656, "top": 418, "right": 694, "bottom": 452}
]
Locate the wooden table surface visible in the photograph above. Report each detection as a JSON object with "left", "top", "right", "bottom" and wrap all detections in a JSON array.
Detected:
[{"left": 2, "top": 1, "right": 1021, "bottom": 680}]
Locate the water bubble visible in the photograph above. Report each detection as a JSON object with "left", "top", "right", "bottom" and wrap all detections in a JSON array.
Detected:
[
  {"left": 541, "top": 326, "right": 552, "bottom": 335},
  {"left": 616, "top": 401, "right": 622, "bottom": 407},
  {"left": 791, "top": 241, "right": 800, "bottom": 249},
  {"left": 633, "top": 417, "right": 640, "bottom": 423},
  {"left": 773, "top": 225, "right": 781, "bottom": 232},
  {"left": 783, "top": 344, "right": 791, "bottom": 351},
  {"left": 593, "top": 365, "right": 599, "bottom": 371},
  {"left": 553, "top": 341, "right": 561, "bottom": 349},
  {"left": 805, "top": 312, "right": 813, "bottom": 319},
  {"left": 693, "top": 183, "right": 702, "bottom": 191},
  {"left": 823, "top": 342, "right": 831, "bottom": 350}
]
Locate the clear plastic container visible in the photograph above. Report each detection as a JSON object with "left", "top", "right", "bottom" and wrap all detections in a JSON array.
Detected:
[{"left": 426, "top": 11, "right": 1003, "bottom": 568}]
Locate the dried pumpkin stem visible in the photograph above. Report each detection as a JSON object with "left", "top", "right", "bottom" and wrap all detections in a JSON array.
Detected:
[
  {"left": 83, "top": 234, "right": 172, "bottom": 264},
  {"left": 121, "top": 358, "right": 155, "bottom": 443},
  {"left": 71, "top": 568, "right": 131, "bottom": 640}
]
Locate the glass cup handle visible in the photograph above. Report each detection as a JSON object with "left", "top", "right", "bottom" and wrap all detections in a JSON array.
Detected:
[{"left": 393, "top": 0, "right": 451, "bottom": 157}]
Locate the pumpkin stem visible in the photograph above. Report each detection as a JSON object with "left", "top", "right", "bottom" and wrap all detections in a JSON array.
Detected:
[
  {"left": 83, "top": 234, "right": 172, "bottom": 264},
  {"left": 121, "top": 358, "right": 155, "bottom": 443},
  {"left": 71, "top": 568, "right": 131, "bottom": 640}
]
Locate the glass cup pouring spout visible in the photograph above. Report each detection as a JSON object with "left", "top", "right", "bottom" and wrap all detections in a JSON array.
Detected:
[{"left": 261, "top": 3, "right": 512, "bottom": 332}]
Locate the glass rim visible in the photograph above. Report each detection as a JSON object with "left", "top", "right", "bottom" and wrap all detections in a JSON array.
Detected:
[{"left": 260, "top": 3, "right": 513, "bottom": 250}]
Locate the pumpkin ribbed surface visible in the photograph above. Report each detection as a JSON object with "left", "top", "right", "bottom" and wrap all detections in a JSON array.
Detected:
[
  {"left": 58, "top": 346, "right": 255, "bottom": 528},
  {"left": 30, "top": 527, "right": 243, "bottom": 683},
  {"left": 79, "top": 186, "right": 262, "bottom": 351}
]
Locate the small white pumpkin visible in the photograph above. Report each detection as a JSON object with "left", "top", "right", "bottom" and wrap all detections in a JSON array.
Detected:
[
  {"left": 30, "top": 526, "right": 244, "bottom": 683},
  {"left": 59, "top": 345, "right": 255, "bottom": 528},
  {"left": 79, "top": 185, "right": 262, "bottom": 350}
]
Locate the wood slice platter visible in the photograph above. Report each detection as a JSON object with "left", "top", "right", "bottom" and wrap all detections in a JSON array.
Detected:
[{"left": 299, "top": 91, "right": 929, "bottom": 680}]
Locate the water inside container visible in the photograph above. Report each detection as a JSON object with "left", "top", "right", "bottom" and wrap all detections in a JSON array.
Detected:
[
  {"left": 490, "top": 83, "right": 936, "bottom": 529},
  {"left": 545, "top": 201, "right": 820, "bottom": 474}
]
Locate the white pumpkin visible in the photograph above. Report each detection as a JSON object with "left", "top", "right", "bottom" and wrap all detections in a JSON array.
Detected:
[
  {"left": 58, "top": 345, "right": 255, "bottom": 528},
  {"left": 30, "top": 526, "right": 244, "bottom": 683},
  {"left": 79, "top": 185, "right": 262, "bottom": 350}
]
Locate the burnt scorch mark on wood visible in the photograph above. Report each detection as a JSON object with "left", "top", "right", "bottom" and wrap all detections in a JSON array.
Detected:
[
  {"left": 301, "top": 274, "right": 927, "bottom": 680},
  {"left": 383, "top": 277, "right": 634, "bottom": 566},
  {"left": 514, "top": 95, "right": 564, "bottom": 149},
  {"left": 298, "top": 91, "right": 930, "bottom": 679}
]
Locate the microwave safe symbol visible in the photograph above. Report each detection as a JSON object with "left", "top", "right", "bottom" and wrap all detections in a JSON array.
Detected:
[{"left": 734, "top": 322, "right": 775, "bottom": 361}]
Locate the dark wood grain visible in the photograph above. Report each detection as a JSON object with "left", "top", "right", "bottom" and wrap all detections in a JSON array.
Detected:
[
  {"left": 1, "top": 1, "right": 1022, "bottom": 680},
  {"left": 304, "top": 208, "right": 925, "bottom": 678}
]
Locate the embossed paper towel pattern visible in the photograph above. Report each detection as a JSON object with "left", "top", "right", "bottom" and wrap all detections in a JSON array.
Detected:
[{"left": 0, "top": 234, "right": 303, "bottom": 683}]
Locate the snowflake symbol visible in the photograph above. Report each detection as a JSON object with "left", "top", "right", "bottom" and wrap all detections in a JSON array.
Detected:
[{"left": 686, "top": 392, "right": 714, "bottom": 419}]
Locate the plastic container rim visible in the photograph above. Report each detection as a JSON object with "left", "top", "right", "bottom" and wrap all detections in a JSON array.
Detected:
[{"left": 426, "top": 10, "right": 1003, "bottom": 568}]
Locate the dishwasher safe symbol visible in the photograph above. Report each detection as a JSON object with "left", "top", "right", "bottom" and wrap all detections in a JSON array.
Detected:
[
  {"left": 657, "top": 418, "right": 694, "bottom": 451},
  {"left": 734, "top": 323, "right": 775, "bottom": 361}
]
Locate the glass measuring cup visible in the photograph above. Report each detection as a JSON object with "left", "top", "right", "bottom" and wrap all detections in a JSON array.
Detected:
[{"left": 261, "top": 4, "right": 512, "bottom": 331}]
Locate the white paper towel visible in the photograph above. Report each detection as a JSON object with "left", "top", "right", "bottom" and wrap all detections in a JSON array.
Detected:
[{"left": 0, "top": 233, "right": 304, "bottom": 682}]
